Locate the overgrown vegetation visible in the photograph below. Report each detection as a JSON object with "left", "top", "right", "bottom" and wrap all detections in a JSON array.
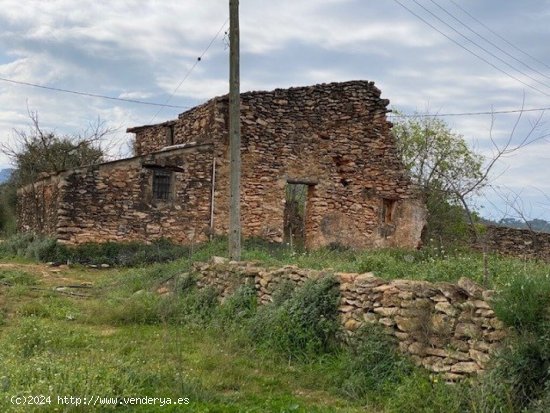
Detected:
[
  {"left": 488, "top": 274, "right": 550, "bottom": 411},
  {"left": 249, "top": 276, "right": 341, "bottom": 360},
  {"left": 1, "top": 237, "right": 550, "bottom": 411},
  {"left": 0, "top": 233, "right": 190, "bottom": 267}
]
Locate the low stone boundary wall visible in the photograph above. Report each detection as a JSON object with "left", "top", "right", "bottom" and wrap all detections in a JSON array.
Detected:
[
  {"left": 192, "top": 257, "right": 506, "bottom": 380},
  {"left": 478, "top": 225, "right": 550, "bottom": 261}
]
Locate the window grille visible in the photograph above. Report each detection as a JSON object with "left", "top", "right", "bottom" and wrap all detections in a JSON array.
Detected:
[{"left": 153, "top": 169, "right": 172, "bottom": 200}]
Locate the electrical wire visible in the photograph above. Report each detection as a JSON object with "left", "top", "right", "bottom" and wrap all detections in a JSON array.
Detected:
[
  {"left": 392, "top": 0, "right": 550, "bottom": 98},
  {"left": 148, "top": 17, "right": 229, "bottom": 124},
  {"left": 0, "top": 76, "right": 190, "bottom": 109},
  {"left": 429, "top": 0, "right": 550, "bottom": 82},
  {"left": 410, "top": 0, "right": 550, "bottom": 92},
  {"left": 449, "top": 0, "right": 550, "bottom": 72},
  {"left": 389, "top": 106, "right": 550, "bottom": 118}
]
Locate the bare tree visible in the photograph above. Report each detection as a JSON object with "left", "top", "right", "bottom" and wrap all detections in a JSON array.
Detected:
[{"left": 1, "top": 109, "right": 116, "bottom": 186}]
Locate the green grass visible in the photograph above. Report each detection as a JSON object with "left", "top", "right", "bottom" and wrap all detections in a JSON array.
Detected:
[{"left": 1, "top": 237, "right": 550, "bottom": 411}]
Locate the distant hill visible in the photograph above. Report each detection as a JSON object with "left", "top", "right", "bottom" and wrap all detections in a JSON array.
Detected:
[
  {"left": 0, "top": 168, "right": 13, "bottom": 183},
  {"left": 497, "top": 217, "right": 550, "bottom": 233},
  {"left": 482, "top": 216, "right": 550, "bottom": 233}
]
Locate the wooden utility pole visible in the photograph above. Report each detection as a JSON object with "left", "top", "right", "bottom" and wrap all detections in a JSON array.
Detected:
[{"left": 229, "top": 0, "right": 241, "bottom": 260}]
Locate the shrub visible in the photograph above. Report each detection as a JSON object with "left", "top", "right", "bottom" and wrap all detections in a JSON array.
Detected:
[
  {"left": 334, "top": 326, "right": 413, "bottom": 401},
  {"left": 249, "top": 275, "right": 340, "bottom": 360},
  {"left": 64, "top": 238, "right": 189, "bottom": 267},
  {"left": 484, "top": 274, "right": 550, "bottom": 411},
  {"left": 24, "top": 237, "right": 66, "bottom": 262},
  {"left": 216, "top": 284, "right": 257, "bottom": 326},
  {"left": 0, "top": 233, "right": 190, "bottom": 267},
  {"left": 476, "top": 334, "right": 550, "bottom": 411},
  {"left": 0, "top": 232, "right": 37, "bottom": 257}
]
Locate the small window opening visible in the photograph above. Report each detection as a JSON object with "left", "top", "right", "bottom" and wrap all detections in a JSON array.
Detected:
[
  {"left": 382, "top": 198, "right": 396, "bottom": 224},
  {"left": 153, "top": 169, "right": 172, "bottom": 200},
  {"left": 340, "top": 178, "right": 350, "bottom": 187},
  {"left": 165, "top": 125, "right": 175, "bottom": 145}
]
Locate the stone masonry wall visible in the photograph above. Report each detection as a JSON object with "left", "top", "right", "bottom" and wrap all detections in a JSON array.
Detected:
[
  {"left": 131, "top": 81, "right": 426, "bottom": 249},
  {"left": 17, "top": 175, "right": 62, "bottom": 236},
  {"left": 129, "top": 100, "right": 219, "bottom": 156},
  {"left": 20, "top": 81, "right": 425, "bottom": 249},
  {"left": 18, "top": 144, "right": 215, "bottom": 244},
  {"left": 193, "top": 258, "right": 506, "bottom": 381},
  {"left": 479, "top": 225, "right": 550, "bottom": 261}
]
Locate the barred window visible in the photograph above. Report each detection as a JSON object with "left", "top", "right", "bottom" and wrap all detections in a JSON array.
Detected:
[{"left": 152, "top": 169, "right": 172, "bottom": 200}]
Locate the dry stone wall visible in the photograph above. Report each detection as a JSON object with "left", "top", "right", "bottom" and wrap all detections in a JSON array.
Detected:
[
  {"left": 133, "top": 80, "right": 426, "bottom": 249},
  {"left": 17, "top": 175, "right": 62, "bottom": 235},
  {"left": 194, "top": 258, "right": 506, "bottom": 380},
  {"left": 20, "top": 81, "right": 426, "bottom": 250},
  {"left": 18, "top": 145, "right": 215, "bottom": 244},
  {"left": 129, "top": 100, "right": 219, "bottom": 156},
  {"left": 479, "top": 225, "right": 550, "bottom": 261}
]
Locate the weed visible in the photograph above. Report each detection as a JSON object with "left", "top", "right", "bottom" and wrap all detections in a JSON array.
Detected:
[
  {"left": 216, "top": 284, "right": 257, "bottom": 327},
  {"left": 249, "top": 275, "right": 340, "bottom": 360},
  {"left": 334, "top": 326, "right": 413, "bottom": 401},
  {"left": 0, "top": 269, "right": 37, "bottom": 286},
  {"left": 493, "top": 274, "right": 550, "bottom": 335}
]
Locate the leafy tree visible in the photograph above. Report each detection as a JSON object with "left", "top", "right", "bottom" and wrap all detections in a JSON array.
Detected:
[{"left": 392, "top": 114, "right": 484, "bottom": 245}]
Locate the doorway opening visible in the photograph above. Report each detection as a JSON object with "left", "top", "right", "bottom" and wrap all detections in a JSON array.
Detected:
[{"left": 284, "top": 183, "right": 309, "bottom": 249}]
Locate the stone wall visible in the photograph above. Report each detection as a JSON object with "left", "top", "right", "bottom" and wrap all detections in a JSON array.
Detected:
[
  {"left": 193, "top": 258, "right": 506, "bottom": 380},
  {"left": 20, "top": 80, "right": 426, "bottom": 250},
  {"left": 17, "top": 175, "right": 62, "bottom": 235},
  {"left": 131, "top": 80, "right": 426, "bottom": 249},
  {"left": 480, "top": 225, "right": 550, "bottom": 261},
  {"left": 129, "top": 100, "right": 219, "bottom": 156},
  {"left": 18, "top": 144, "right": 215, "bottom": 244}
]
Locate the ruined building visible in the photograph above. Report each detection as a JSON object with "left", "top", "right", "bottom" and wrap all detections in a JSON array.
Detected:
[{"left": 17, "top": 81, "right": 426, "bottom": 249}]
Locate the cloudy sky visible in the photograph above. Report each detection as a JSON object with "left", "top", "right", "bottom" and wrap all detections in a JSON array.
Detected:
[{"left": 1, "top": 0, "right": 549, "bottom": 220}]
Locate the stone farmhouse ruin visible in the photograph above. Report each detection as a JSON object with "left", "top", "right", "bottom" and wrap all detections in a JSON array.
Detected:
[{"left": 17, "top": 80, "right": 426, "bottom": 249}]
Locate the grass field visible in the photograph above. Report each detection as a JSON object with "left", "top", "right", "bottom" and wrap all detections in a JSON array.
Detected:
[{"left": 1, "top": 238, "right": 549, "bottom": 412}]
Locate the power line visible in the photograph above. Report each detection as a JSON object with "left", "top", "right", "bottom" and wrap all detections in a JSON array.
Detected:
[
  {"left": 409, "top": 0, "right": 550, "bottom": 93},
  {"left": 392, "top": 0, "right": 550, "bottom": 98},
  {"left": 389, "top": 105, "right": 550, "bottom": 118},
  {"left": 0, "top": 76, "right": 190, "bottom": 109},
  {"left": 449, "top": 0, "right": 550, "bottom": 73},
  {"left": 148, "top": 17, "right": 229, "bottom": 124},
  {"left": 429, "top": 0, "right": 550, "bottom": 82}
]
